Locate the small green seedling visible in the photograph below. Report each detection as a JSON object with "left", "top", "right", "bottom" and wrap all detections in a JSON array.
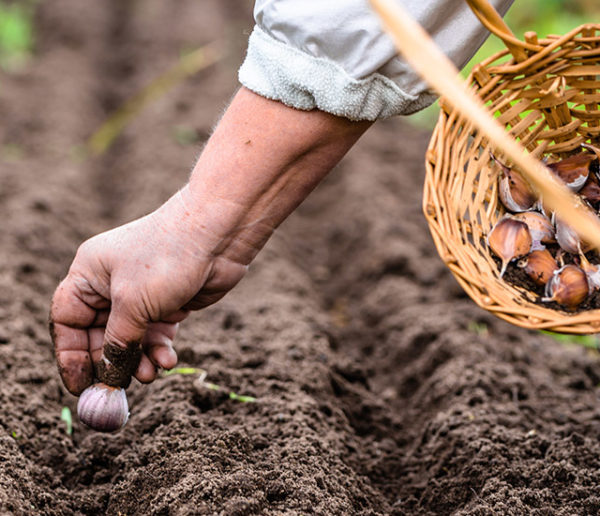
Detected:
[
  {"left": 467, "top": 321, "right": 489, "bottom": 336},
  {"left": 88, "top": 41, "right": 224, "bottom": 156},
  {"left": 162, "top": 367, "right": 204, "bottom": 377},
  {"left": 162, "top": 367, "right": 256, "bottom": 403},
  {"left": 200, "top": 376, "right": 256, "bottom": 404},
  {"left": 228, "top": 392, "right": 257, "bottom": 403},
  {"left": 61, "top": 406, "right": 73, "bottom": 435}
]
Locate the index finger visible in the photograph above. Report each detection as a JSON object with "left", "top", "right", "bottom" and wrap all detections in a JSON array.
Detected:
[
  {"left": 49, "top": 321, "right": 93, "bottom": 395},
  {"left": 50, "top": 276, "right": 107, "bottom": 395}
]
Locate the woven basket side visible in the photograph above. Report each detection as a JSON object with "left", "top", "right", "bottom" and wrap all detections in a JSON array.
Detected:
[{"left": 424, "top": 24, "right": 600, "bottom": 334}]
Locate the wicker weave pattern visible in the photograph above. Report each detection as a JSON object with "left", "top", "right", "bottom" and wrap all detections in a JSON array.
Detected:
[{"left": 424, "top": 25, "right": 600, "bottom": 334}]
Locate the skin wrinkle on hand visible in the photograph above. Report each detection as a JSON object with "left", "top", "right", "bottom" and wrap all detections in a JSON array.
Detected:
[{"left": 72, "top": 275, "right": 110, "bottom": 313}]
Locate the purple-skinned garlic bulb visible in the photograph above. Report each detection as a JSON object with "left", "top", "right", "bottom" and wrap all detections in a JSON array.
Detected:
[{"left": 77, "top": 383, "right": 129, "bottom": 432}]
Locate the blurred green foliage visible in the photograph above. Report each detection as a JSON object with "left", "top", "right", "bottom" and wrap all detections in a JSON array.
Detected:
[
  {"left": 539, "top": 330, "right": 599, "bottom": 350},
  {"left": 409, "top": 0, "right": 600, "bottom": 129},
  {"left": 0, "top": 1, "right": 34, "bottom": 71},
  {"left": 171, "top": 125, "right": 201, "bottom": 147}
]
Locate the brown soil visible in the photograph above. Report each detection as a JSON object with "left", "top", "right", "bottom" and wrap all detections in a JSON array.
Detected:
[{"left": 1, "top": 1, "right": 600, "bottom": 515}]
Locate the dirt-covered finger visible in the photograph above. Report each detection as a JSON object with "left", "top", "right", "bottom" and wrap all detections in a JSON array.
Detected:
[
  {"left": 51, "top": 322, "right": 93, "bottom": 395},
  {"left": 95, "top": 305, "right": 147, "bottom": 388}
]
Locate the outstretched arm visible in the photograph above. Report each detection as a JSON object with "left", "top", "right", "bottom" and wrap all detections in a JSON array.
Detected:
[{"left": 50, "top": 87, "right": 371, "bottom": 395}]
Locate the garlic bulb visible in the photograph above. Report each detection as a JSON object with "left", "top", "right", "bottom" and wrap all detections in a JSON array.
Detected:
[
  {"left": 77, "top": 383, "right": 129, "bottom": 432},
  {"left": 542, "top": 264, "right": 589, "bottom": 310},
  {"left": 487, "top": 218, "right": 532, "bottom": 277}
]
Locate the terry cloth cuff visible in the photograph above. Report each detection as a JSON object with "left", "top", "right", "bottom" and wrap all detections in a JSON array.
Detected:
[{"left": 238, "top": 26, "right": 437, "bottom": 121}]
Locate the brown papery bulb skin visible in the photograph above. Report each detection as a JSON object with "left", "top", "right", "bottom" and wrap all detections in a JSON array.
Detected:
[
  {"left": 543, "top": 265, "right": 589, "bottom": 310},
  {"left": 487, "top": 218, "right": 532, "bottom": 277},
  {"left": 578, "top": 253, "right": 600, "bottom": 290},
  {"left": 511, "top": 212, "right": 554, "bottom": 249},
  {"left": 494, "top": 156, "right": 537, "bottom": 212},
  {"left": 77, "top": 383, "right": 129, "bottom": 432},
  {"left": 547, "top": 153, "right": 593, "bottom": 192},
  {"left": 518, "top": 249, "right": 558, "bottom": 286},
  {"left": 579, "top": 176, "right": 600, "bottom": 204},
  {"left": 555, "top": 218, "right": 586, "bottom": 254}
]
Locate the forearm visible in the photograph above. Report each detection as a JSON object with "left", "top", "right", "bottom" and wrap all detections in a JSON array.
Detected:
[
  {"left": 182, "top": 87, "right": 372, "bottom": 265},
  {"left": 50, "top": 89, "right": 370, "bottom": 397}
]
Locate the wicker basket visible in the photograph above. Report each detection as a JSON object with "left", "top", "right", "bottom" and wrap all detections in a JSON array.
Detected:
[{"left": 423, "top": 1, "right": 600, "bottom": 333}]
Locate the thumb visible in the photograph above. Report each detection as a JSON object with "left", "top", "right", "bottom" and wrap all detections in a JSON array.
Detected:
[{"left": 95, "top": 303, "right": 148, "bottom": 389}]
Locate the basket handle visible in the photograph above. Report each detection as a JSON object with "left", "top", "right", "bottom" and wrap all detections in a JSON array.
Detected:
[
  {"left": 465, "top": 0, "right": 529, "bottom": 62},
  {"left": 370, "top": 0, "right": 600, "bottom": 252}
]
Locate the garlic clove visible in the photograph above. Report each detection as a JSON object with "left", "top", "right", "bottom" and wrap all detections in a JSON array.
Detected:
[
  {"left": 580, "top": 143, "right": 600, "bottom": 180},
  {"left": 579, "top": 175, "right": 600, "bottom": 204},
  {"left": 77, "top": 382, "right": 129, "bottom": 432},
  {"left": 542, "top": 264, "right": 589, "bottom": 310},
  {"left": 547, "top": 152, "right": 594, "bottom": 192},
  {"left": 578, "top": 253, "right": 600, "bottom": 290},
  {"left": 517, "top": 249, "right": 558, "bottom": 286},
  {"left": 555, "top": 218, "right": 586, "bottom": 254},
  {"left": 487, "top": 218, "right": 532, "bottom": 277},
  {"left": 534, "top": 195, "right": 553, "bottom": 220},
  {"left": 511, "top": 211, "right": 554, "bottom": 249},
  {"left": 492, "top": 153, "right": 537, "bottom": 212}
]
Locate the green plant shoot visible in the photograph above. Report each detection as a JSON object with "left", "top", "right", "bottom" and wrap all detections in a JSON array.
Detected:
[
  {"left": 162, "top": 367, "right": 204, "bottom": 376},
  {"left": 61, "top": 406, "right": 73, "bottom": 436},
  {"left": 0, "top": 2, "right": 34, "bottom": 71}
]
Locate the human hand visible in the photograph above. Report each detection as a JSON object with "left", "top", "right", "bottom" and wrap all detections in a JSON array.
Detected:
[
  {"left": 50, "top": 187, "right": 248, "bottom": 395},
  {"left": 50, "top": 87, "right": 370, "bottom": 396}
]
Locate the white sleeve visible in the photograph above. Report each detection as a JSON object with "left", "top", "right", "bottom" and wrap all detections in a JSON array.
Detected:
[{"left": 238, "top": 0, "right": 514, "bottom": 120}]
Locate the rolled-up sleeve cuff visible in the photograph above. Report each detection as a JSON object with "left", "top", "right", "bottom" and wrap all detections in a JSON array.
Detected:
[{"left": 238, "top": 26, "right": 436, "bottom": 121}]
